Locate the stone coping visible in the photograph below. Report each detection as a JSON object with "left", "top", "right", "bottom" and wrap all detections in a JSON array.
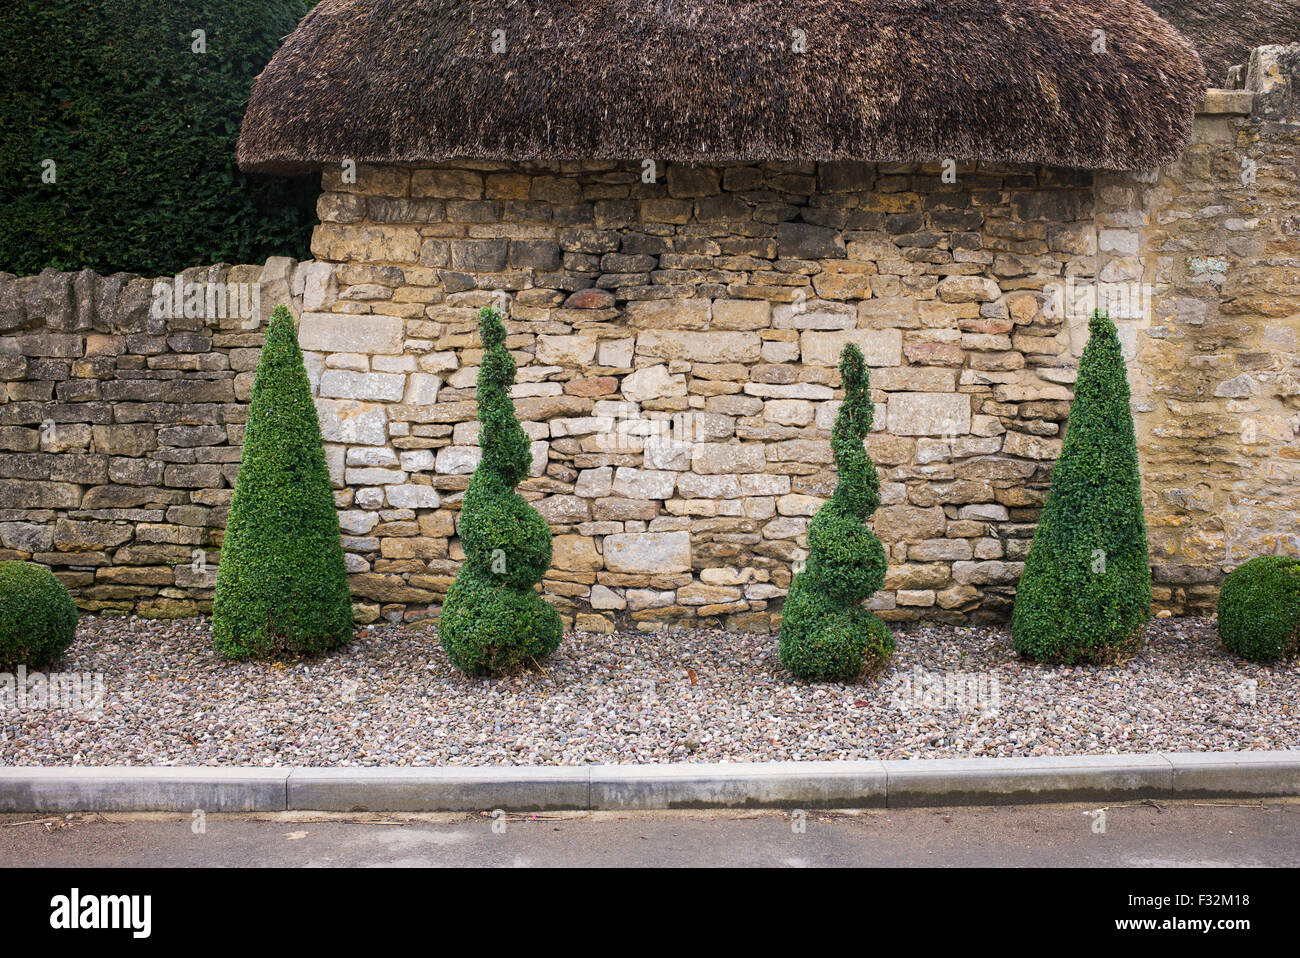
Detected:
[{"left": 1199, "top": 89, "right": 1256, "bottom": 115}]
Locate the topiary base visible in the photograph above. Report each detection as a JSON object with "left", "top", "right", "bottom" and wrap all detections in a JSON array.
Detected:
[
  {"left": 0, "top": 561, "right": 78, "bottom": 672},
  {"left": 1218, "top": 555, "right": 1300, "bottom": 663},
  {"left": 1010, "top": 549, "right": 1151, "bottom": 665},
  {"left": 439, "top": 572, "right": 563, "bottom": 677},
  {"left": 778, "top": 577, "right": 895, "bottom": 682}
]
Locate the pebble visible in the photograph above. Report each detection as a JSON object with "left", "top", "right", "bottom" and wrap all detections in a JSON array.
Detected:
[{"left": 1, "top": 616, "right": 1295, "bottom": 766}]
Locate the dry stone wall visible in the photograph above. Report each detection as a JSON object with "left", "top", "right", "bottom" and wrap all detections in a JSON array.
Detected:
[
  {"left": 1107, "top": 45, "right": 1300, "bottom": 616},
  {"left": 300, "top": 157, "right": 1099, "bottom": 632},
  {"left": 1, "top": 47, "right": 1296, "bottom": 630},
  {"left": 0, "top": 259, "right": 307, "bottom": 617}
]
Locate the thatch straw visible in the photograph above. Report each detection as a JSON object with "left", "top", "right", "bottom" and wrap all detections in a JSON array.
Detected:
[
  {"left": 1145, "top": 1, "right": 1299, "bottom": 84},
  {"left": 238, "top": 0, "right": 1207, "bottom": 174}
]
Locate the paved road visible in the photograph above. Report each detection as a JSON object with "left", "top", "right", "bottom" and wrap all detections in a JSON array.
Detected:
[{"left": 3, "top": 800, "right": 1298, "bottom": 866}]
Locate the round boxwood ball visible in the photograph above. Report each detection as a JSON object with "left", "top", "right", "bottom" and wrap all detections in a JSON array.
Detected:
[
  {"left": 0, "top": 561, "right": 79, "bottom": 671},
  {"left": 1218, "top": 555, "right": 1300, "bottom": 663}
]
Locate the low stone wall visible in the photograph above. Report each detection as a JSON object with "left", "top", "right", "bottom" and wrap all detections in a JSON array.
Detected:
[
  {"left": 0, "top": 260, "right": 305, "bottom": 618},
  {"left": 2, "top": 46, "right": 1296, "bottom": 630}
]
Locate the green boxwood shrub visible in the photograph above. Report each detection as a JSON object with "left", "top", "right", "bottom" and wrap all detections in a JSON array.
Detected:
[
  {"left": 439, "top": 306, "right": 562, "bottom": 675},
  {"left": 779, "top": 343, "right": 894, "bottom": 681},
  {"left": 213, "top": 304, "right": 353, "bottom": 659},
  {"left": 1218, "top": 556, "right": 1300, "bottom": 663},
  {"left": 0, "top": 0, "right": 316, "bottom": 276},
  {"left": 0, "top": 561, "right": 78, "bottom": 671},
  {"left": 1012, "top": 310, "right": 1152, "bottom": 664}
]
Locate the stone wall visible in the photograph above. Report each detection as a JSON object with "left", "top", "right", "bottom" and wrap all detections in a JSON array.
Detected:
[
  {"left": 2, "top": 46, "right": 1296, "bottom": 630},
  {"left": 0, "top": 259, "right": 307, "bottom": 618},
  {"left": 1104, "top": 45, "right": 1300, "bottom": 616},
  {"left": 300, "top": 155, "right": 1103, "bottom": 632}
]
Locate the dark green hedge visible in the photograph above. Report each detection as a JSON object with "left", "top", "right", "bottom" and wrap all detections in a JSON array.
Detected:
[
  {"left": 0, "top": 561, "right": 78, "bottom": 671},
  {"left": 439, "top": 306, "right": 562, "bottom": 676},
  {"left": 1218, "top": 556, "right": 1300, "bottom": 663},
  {"left": 779, "top": 343, "right": 894, "bottom": 681},
  {"left": 0, "top": 0, "right": 316, "bottom": 276},
  {"left": 1012, "top": 311, "right": 1152, "bottom": 664},
  {"left": 213, "top": 304, "right": 353, "bottom": 659}
]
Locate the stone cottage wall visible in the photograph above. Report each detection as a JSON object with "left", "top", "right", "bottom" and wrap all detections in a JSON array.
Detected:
[
  {"left": 1, "top": 47, "right": 1296, "bottom": 630},
  {"left": 298, "top": 156, "right": 1103, "bottom": 632},
  {"left": 1099, "top": 45, "right": 1300, "bottom": 616}
]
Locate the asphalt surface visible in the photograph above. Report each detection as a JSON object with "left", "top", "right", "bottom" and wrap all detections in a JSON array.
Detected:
[{"left": 3, "top": 799, "right": 1298, "bottom": 867}]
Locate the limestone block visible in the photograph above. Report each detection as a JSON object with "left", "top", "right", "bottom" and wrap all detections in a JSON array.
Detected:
[
  {"left": 435, "top": 445, "right": 481, "bottom": 474},
  {"left": 404, "top": 373, "right": 441, "bottom": 404},
  {"left": 612, "top": 467, "right": 677, "bottom": 499},
  {"left": 299, "top": 313, "right": 404, "bottom": 354},
  {"left": 384, "top": 484, "right": 440, "bottom": 509},
  {"left": 574, "top": 467, "right": 614, "bottom": 498},
  {"left": 537, "top": 335, "right": 598, "bottom": 366},
  {"left": 603, "top": 531, "right": 691, "bottom": 574},
  {"left": 598, "top": 338, "right": 635, "bottom": 367},
  {"left": 552, "top": 534, "right": 603, "bottom": 572},
  {"left": 622, "top": 364, "right": 687, "bottom": 402},
  {"left": 319, "top": 369, "right": 406, "bottom": 402},
  {"left": 317, "top": 399, "right": 389, "bottom": 446},
  {"left": 692, "top": 442, "right": 767, "bottom": 474},
  {"left": 799, "top": 329, "right": 903, "bottom": 366},
  {"left": 636, "top": 330, "right": 762, "bottom": 364},
  {"left": 887, "top": 393, "right": 972, "bottom": 436}
]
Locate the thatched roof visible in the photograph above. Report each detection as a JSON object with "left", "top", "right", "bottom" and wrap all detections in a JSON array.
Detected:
[
  {"left": 238, "top": 0, "right": 1206, "bottom": 174},
  {"left": 1145, "top": 1, "right": 1300, "bottom": 83}
]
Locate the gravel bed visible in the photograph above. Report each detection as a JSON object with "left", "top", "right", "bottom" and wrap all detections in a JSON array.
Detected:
[{"left": 2, "top": 616, "right": 1297, "bottom": 766}]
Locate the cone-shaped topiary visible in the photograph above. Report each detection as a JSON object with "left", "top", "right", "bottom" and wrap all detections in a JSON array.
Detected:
[
  {"left": 1218, "top": 555, "right": 1300, "bottom": 663},
  {"left": 213, "top": 304, "right": 353, "bottom": 659},
  {"left": 439, "top": 306, "right": 562, "bottom": 675},
  {"left": 779, "top": 343, "right": 894, "bottom": 681},
  {"left": 0, "top": 561, "right": 78, "bottom": 671},
  {"left": 1012, "top": 310, "right": 1151, "bottom": 664}
]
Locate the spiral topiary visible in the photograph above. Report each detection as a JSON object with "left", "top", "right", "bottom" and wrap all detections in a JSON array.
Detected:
[
  {"left": 439, "top": 305, "right": 562, "bottom": 675},
  {"left": 1218, "top": 555, "right": 1300, "bottom": 663},
  {"left": 0, "top": 560, "right": 78, "bottom": 671},
  {"left": 1012, "top": 310, "right": 1151, "bottom": 664},
  {"left": 779, "top": 343, "right": 894, "bottom": 681}
]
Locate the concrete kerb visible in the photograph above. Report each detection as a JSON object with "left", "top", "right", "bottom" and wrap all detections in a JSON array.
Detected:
[
  {"left": 589, "top": 760, "right": 888, "bottom": 810},
  {"left": 2, "top": 752, "right": 1299, "bottom": 813},
  {"left": 0, "top": 767, "right": 291, "bottom": 813},
  {"left": 287, "top": 766, "right": 590, "bottom": 812}
]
